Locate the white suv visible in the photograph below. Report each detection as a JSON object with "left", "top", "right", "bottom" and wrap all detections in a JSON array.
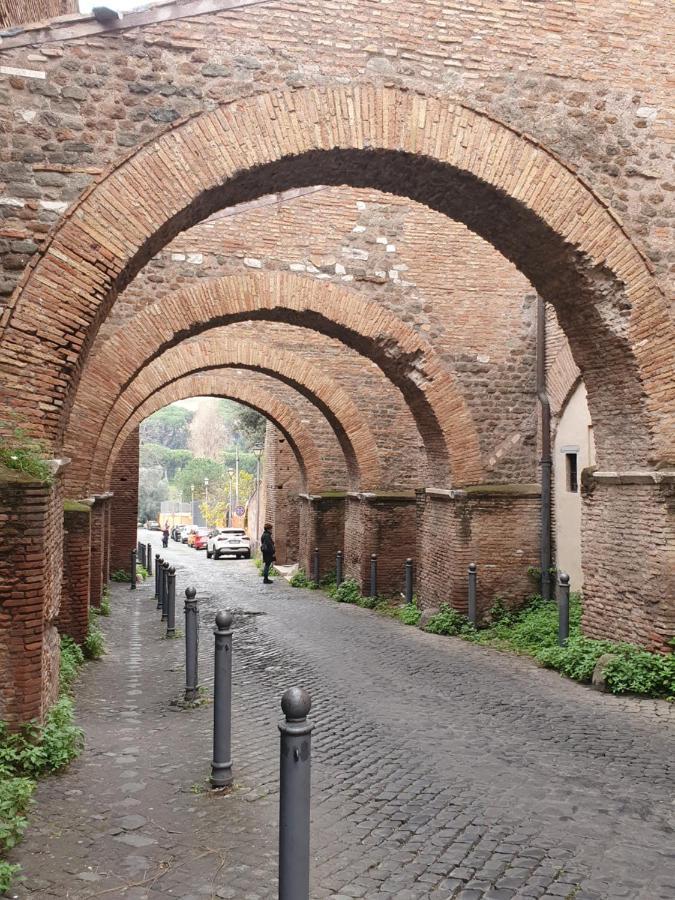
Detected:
[{"left": 207, "top": 528, "right": 251, "bottom": 560}]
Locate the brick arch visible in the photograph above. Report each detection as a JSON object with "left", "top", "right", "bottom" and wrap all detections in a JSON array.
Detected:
[
  {"left": 65, "top": 270, "right": 479, "bottom": 489},
  {"left": 1, "top": 85, "right": 671, "bottom": 467},
  {"left": 84, "top": 335, "right": 383, "bottom": 495},
  {"left": 105, "top": 372, "right": 331, "bottom": 495}
]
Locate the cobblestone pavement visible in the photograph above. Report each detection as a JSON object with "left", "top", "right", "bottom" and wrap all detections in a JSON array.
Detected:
[{"left": 7, "top": 532, "right": 674, "bottom": 900}]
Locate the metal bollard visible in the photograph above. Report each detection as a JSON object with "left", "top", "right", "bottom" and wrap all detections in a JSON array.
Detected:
[
  {"left": 467, "top": 562, "right": 477, "bottom": 625},
  {"left": 335, "top": 550, "right": 343, "bottom": 588},
  {"left": 557, "top": 572, "right": 570, "bottom": 646},
  {"left": 155, "top": 555, "right": 162, "bottom": 609},
  {"left": 404, "top": 558, "right": 414, "bottom": 605},
  {"left": 369, "top": 553, "right": 377, "bottom": 598},
  {"left": 312, "top": 547, "right": 320, "bottom": 586},
  {"left": 141, "top": 543, "right": 147, "bottom": 570},
  {"left": 184, "top": 587, "right": 199, "bottom": 702},
  {"left": 166, "top": 566, "right": 176, "bottom": 638},
  {"left": 130, "top": 549, "right": 137, "bottom": 591},
  {"left": 278, "top": 687, "right": 312, "bottom": 900},
  {"left": 147, "top": 544, "right": 152, "bottom": 575},
  {"left": 161, "top": 561, "right": 170, "bottom": 622},
  {"left": 210, "top": 610, "right": 234, "bottom": 788}
]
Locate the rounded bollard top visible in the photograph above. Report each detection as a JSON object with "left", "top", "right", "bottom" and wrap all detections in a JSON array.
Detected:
[
  {"left": 314, "top": 546, "right": 319, "bottom": 553},
  {"left": 155, "top": 552, "right": 161, "bottom": 559},
  {"left": 336, "top": 549, "right": 342, "bottom": 556},
  {"left": 406, "top": 557, "right": 413, "bottom": 564},
  {"left": 185, "top": 586, "right": 197, "bottom": 600},
  {"left": 281, "top": 686, "right": 311, "bottom": 721},
  {"left": 559, "top": 572, "right": 570, "bottom": 585},
  {"left": 468, "top": 562, "right": 477, "bottom": 572},
  {"left": 163, "top": 560, "right": 170, "bottom": 569},
  {"left": 168, "top": 566, "right": 176, "bottom": 575},
  {"left": 215, "top": 609, "right": 233, "bottom": 631},
  {"left": 371, "top": 553, "right": 377, "bottom": 560}
]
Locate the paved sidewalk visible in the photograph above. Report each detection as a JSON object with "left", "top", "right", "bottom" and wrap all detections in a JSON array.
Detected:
[{"left": 7, "top": 535, "right": 674, "bottom": 899}]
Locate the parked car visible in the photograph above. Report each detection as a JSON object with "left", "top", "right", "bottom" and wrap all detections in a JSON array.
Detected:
[
  {"left": 145, "top": 520, "right": 161, "bottom": 531},
  {"left": 192, "top": 527, "right": 210, "bottom": 550},
  {"left": 207, "top": 528, "right": 251, "bottom": 560},
  {"left": 181, "top": 526, "right": 192, "bottom": 544}
]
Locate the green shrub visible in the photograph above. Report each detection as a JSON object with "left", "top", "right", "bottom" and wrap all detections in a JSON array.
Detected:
[
  {"left": 253, "top": 557, "right": 279, "bottom": 577},
  {"left": 425, "top": 604, "right": 474, "bottom": 636},
  {"left": 0, "top": 425, "right": 53, "bottom": 484},
  {"left": 137, "top": 564, "right": 148, "bottom": 581},
  {"left": 0, "top": 698, "right": 83, "bottom": 781},
  {"left": 0, "top": 861, "right": 21, "bottom": 894},
  {"left": 398, "top": 604, "right": 422, "bottom": 626},
  {"left": 334, "top": 579, "right": 362, "bottom": 605},
  {"left": 289, "top": 568, "right": 313, "bottom": 588},
  {"left": 59, "top": 636, "right": 85, "bottom": 694},
  {"left": 110, "top": 569, "right": 131, "bottom": 583},
  {"left": 83, "top": 622, "right": 105, "bottom": 660},
  {"left": 0, "top": 777, "right": 34, "bottom": 852},
  {"left": 98, "top": 593, "right": 111, "bottom": 617}
]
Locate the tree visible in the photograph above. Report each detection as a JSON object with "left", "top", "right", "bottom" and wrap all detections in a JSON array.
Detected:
[
  {"left": 234, "top": 407, "right": 267, "bottom": 450},
  {"left": 138, "top": 465, "right": 169, "bottom": 522},
  {"left": 189, "top": 398, "right": 229, "bottom": 460},
  {"left": 140, "top": 405, "right": 193, "bottom": 450},
  {"left": 174, "top": 457, "right": 225, "bottom": 505},
  {"left": 140, "top": 443, "right": 193, "bottom": 480}
]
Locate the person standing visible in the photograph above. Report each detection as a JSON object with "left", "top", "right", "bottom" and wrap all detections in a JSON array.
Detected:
[{"left": 260, "top": 523, "right": 275, "bottom": 584}]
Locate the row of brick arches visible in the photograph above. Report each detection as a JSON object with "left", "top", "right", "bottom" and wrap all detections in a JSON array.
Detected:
[{"left": 0, "top": 75, "right": 673, "bottom": 727}]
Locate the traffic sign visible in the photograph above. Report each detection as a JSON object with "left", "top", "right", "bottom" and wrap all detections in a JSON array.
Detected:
[{"left": 235, "top": 506, "right": 245, "bottom": 516}]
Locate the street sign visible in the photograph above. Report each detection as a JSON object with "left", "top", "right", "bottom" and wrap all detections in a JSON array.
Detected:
[{"left": 235, "top": 506, "right": 245, "bottom": 516}]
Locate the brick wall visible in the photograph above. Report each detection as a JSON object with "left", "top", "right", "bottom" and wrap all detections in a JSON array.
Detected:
[
  {"left": 109, "top": 428, "right": 140, "bottom": 575},
  {"left": 89, "top": 497, "right": 107, "bottom": 608},
  {"left": 581, "top": 474, "right": 674, "bottom": 652},
  {"left": 263, "top": 425, "right": 300, "bottom": 565},
  {"left": 417, "top": 488, "right": 541, "bottom": 619},
  {"left": 58, "top": 504, "right": 91, "bottom": 645},
  {"left": 343, "top": 495, "right": 417, "bottom": 596},
  {"left": 298, "top": 495, "right": 346, "bottom": 582},
  {"left": 0, "top": 466, "right": 62, "bottom": 727}
]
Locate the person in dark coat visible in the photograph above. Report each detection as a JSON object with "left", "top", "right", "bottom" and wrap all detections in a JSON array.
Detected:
[
  {"left": 260, "top": 523, "right": 275, "bottom": 584},
  {"left": 162, "top": 526, "right": 169, "bottom": 548}
]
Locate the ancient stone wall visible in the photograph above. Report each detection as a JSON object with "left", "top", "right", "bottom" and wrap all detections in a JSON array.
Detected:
[
  {"left": 263, "top": 425, "right": 300, "bottom": 566},
  {"left": 58, "top": 503, "right": 90, "bottom": 645},
  {"left": 109, "top": 427, "right": 139, "bottom": 575}
]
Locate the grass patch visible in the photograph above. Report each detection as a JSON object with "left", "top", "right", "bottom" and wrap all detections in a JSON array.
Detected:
[
  {"left": 253, "top": 557, "right": 279, "bottom": 578},
  {"left": 83, "top": 621, "right": 105, "bottom": 660}
]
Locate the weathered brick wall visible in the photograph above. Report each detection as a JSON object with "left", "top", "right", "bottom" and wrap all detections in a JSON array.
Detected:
[
  {"left": 88, "top": 497, "right": 106, "bottom": 608},
  {"left": 417, "top": 488, "right": 540, "bottom": 618},
  {"left": 0, "top": 467, "right": 61, "bottom": 727},
  {"left": 343, "top": 495, "right": 417, "bottom": 596},
  {"left": 299, "top": 495, "right": 345, "bottom": 581},
  {"left": 109, "top": 428, "right": 139, "bottom": 575},
  {"left": 581, "top": 474, "right": 674, "bottom": 652},
  {"left": 263, "top": 425, "right": 300, "bottom": 565},
  {"left": 58, "top": 504, "right": 90, "bottom": 645}
]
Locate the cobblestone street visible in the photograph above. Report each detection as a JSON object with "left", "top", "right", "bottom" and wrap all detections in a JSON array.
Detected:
[{"left": 8, "top": 533, "right": 674, "bottom": 900}]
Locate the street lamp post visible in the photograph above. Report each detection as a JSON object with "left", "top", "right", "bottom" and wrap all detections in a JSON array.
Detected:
[
  {"left": 252, "top": 445, "right": 264, "bottom": 551},
  {"left": 204, "top": 477, "right": 209, "bottom": 527},
  {"left": 227, "top": 467, "right": 234, "bottom": 527},
  {"left": 191, "top": 483, "right": 195, "bottom": 524}
]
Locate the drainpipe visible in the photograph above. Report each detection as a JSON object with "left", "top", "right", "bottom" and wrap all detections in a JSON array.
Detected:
[{"left": 537, "top": 295, "right": 552, "bottom": 600}]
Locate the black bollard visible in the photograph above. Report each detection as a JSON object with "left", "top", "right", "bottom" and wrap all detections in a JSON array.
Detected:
[
  {"left": 155, "top": 555, "right": 162, "bottom": 609},
  {"left": 161, "top": 561, "right": 170, "bottom": 622},
  {"left": 210, "top": 610, "right": 234, "bottom": 788},
  {"left": 558, "top": 572, "right": 570, "bottom": 646},
  {"left": 404, "top": 558, "right": 414, "bottom": 605},
  {"left": 312, "top": 547, "right": 320, "bottom": 586},
  {"left": 166, "top": 566, "right": 176, "bottom": 637},
  {"left": 130, "top": 549, "right": 137, "bottom": 591},
  {"left": 184, "top": 587, "right": 199, "bottom": 702},
  {"left": 369, "top": 553, "right": 377, "bottom": 598},
  {"left": 467, "top": 562, "right": 477, "bottom": 625},
  {"left": 335, "top": 550, "right": 343, "bottom": 588},
  {"left": 278, "top": 687, "right": 312, "bottom": 900},
  {"left": 147, "top": 543, "right": 152, "bottom": 575}
]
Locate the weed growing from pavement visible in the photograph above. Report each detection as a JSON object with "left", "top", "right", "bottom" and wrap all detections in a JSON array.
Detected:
[
  {"left": 0, "top": 635, "right": 87, "bottom": 890},
  {"left": 83, "top": 621, "right": 105, "bottom": 660}
]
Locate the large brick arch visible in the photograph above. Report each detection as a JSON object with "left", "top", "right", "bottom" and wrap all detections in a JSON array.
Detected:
[
  {"left": 1, "top": 86, "right": 671, "bottom": 469},
  {"left": 65, "top": 271, "right": 479, "bottom": 488},
  {"left": 83, "top": 335, "right": 383, "bottom": 495},
  {"left": 105, "top": 372, "right": 330, "bottom": 495}
]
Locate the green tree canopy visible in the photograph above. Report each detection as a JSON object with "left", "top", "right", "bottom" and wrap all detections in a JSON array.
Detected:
[
  {"left": 174, "top": 457, "right": 225, "bottom": 503},
  {"left": 140, "top": 405, "right": 194, "bottom": 450},
  {"left": 140, "top": 443, "right": 194, "bottom": 481}
]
